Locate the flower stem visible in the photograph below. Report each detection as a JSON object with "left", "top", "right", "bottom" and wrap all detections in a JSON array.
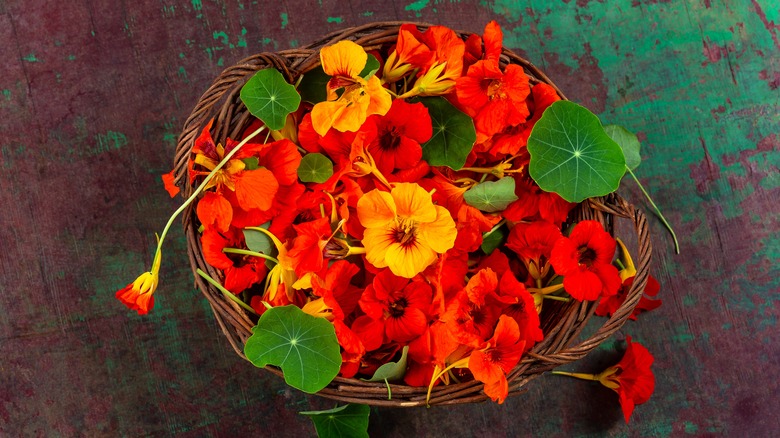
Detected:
[
  {"left": 542, "top": 295, "right": 570, "bottom": 302},
  {"left": 426, "top": 357, "right": 470, "bottom": 406},
  {"left": 528, "top": 283, "right": 565, "bottom": 295},
  {"left": 550, "top": 371, "right": 600, "bottom": 381},
  {"left": 196, "top": 268, "right": 257, "bottom": 315},
  {"left": 483, "top": 219, "right": 507, "bottom": 239},
  {"left": 347, "top": 246, "right": 367, "bottom": 256},
  {"left": 154, "top": 125, "right": 267, "bottom": 261},
  {"left": 626, "top": 167, "right": 680, "bottom": 254},
  {"left": 222, "top": 247, "right": 279, "bottom": 264}
]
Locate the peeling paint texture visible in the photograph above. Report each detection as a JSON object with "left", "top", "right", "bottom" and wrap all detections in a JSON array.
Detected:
[{"left": 0, "top": 0, "right": 777, "bottom": 436}]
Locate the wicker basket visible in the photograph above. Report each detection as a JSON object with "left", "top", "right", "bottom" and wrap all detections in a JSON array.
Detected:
[{"left": 172, "top": 22, "right": 653, "bottom": 407}]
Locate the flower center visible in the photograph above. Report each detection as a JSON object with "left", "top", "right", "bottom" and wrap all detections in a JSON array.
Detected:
[
  {"left": 379, "top": 127, "right": 402, "bottom": 151},
  {"left": 392, "top": 218, "right": 418, "bottom": 247},
  {"left": 487, "top": 348, "right": 502, "bottom": 365},
  {"left": 578, "top": 246, "right": 597, "bottom": 267},
  {"left": 486, "top": 79, "right": 506, "bottom": 100},
  {"left": 388, "top": 297, "right": 408, "bottom": 318},
  {"left": 323, "top": 239, "right": 350, "bottom": 259}
]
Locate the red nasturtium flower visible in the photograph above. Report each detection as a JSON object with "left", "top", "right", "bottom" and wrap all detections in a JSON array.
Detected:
[
  {"left": 468, "top": 315, "right": 526, "bottom": 403},
  {"left": 442, "top": 268, "right": 504, "bottom": 346},
  {"left": 286, "top": 216, "right": 333, "bottom": 277},
  {"left": 506, "top": 220, "right": 562, "bottom": 268},
  {"left": 554, "top": 336, "right": 655, "bottom": 422},
  {"left": 364, "top": 99, "right": 432, "bottom": 175},
  {"left": 201, "top": 227, "right": 267, "bottom": 293},
  {"left": 549, "top": 220, "right": 621, "bottom": 301},
  {"left": 595, "top": 275, "right": 662, "bottom": 320},
  {"left": 300, "top": 260, "right": 362, "bottom": 322},
  {"left": 596, "top": 237, "right": 661, "bottom": 319},
  {"left": 357, "top": 269, "right": 434, "bottom": 344},
  {"left": 455, "top": 21, "right": 531, "bottom": 143},
  {"left": 601, "top": 336, "right": 656, "bottom": 422}
]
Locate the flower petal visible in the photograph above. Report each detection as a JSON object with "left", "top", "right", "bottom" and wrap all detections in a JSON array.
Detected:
[
  {"left": 391, "top": 183, "right": 437, "bottom": 223},
  {"left": 365, "top": 75, "right": 392, "bottom": 118},
  {"left": 161, "top": 170, "right": 180, "bottom": 198},
  {"left": 256, "top": 139, "right": 302, "bottom": 186},
  {"left": 362, "top": 228, "right": 395, "bottom": 269},
  {"left": 234, "top": 168, "right": 279, "bottom": 211},
  {"left": 419, "top": 206, "right": 457, "bottom": 253},
  {"left": 563, "top": 269, "right": 602, "bottom": 301},
  {"left": 320, "top": 40, "right": 367, "bottom": 78},
  {"left": 385, "top": 307, "right": 428, "bottom": 343},
  {"left": 196, "top": 192, "right": 233, "bottom": 233},
  {"left": 311, "top": 100, "right": 348, "bottom": 136},
  {"left": 357, "top": 189, "right": 397, "bottom": 229},
  {"left": 385, "top": 241, "right": 437, "bottom": 278}
]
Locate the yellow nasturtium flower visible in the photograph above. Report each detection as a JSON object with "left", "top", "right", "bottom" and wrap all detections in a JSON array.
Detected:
[
  {"left": 310, "top": 40, "right": 392, "bottom": 136},
  {"left": 357, "top": 183, "right": 457, "bottom": 278}
]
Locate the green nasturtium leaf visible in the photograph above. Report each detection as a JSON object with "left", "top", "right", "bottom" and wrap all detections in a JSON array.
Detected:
[
  {"left": 298, "top": 66, "right": 330, "bottom": 104},
  {"left": 527, "top": 101, "right": 626, "bottom": 203},
  {"left": 243, "top": 222, "right": 276, "bottom": 268},
  {"left": 300, "top": 404, "right": 370, "bottom": 438},
  {"left": 364, "top": 346, "right": 409, "bottom": 382},
  {"left": 298, "top": 153, "right": 334, "bottom": 183},
  {"left": 604, "top": 124, "right": 641, "bottom": 170},
  {"left": 240, "top": 68, "right": 301, "bottom": 131},
  {"left": 418, "top": 96, "right": 476, "bottom": 170},
  {"left": 481, "top": 226, "right": 507, "bottom": 255},
  {"left": 463, "top": 177, "right": 519, "bottom": 213},
  {"left": 244, "top": 305, "right": 341, "bottom": 394},
  {"left": 241, "top": 157, "right": 260, "bottom": 170},
  {"left": 359, "top": 54, "right": 380, "bottom": 79}
]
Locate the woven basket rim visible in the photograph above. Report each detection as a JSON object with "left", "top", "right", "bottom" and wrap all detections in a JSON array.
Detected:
[{"left": 173, "top": 22, "right": 653, "bottom": 407}]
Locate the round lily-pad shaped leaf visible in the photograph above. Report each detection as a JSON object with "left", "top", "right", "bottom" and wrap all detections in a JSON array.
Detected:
[
  {"left": 244, "top": 305, "right": 341, "bottom": 394},
  {"left": 240, "top": 68, "right": 301, "bottom": 131},
  {"left": 604, "top": 124, "right": 641, "bottom": 170},
  {"left": 298, "top": 152, "right": 334, "bottom": 183},
  {"left": 528, "top": 101, "right": 626, "bottom": 203},
  {"left": 418, "top": 96, "right": 476, "bottom": 170},
  {"left": 300, "top": 404, "right": 370, "bottom": 438}
]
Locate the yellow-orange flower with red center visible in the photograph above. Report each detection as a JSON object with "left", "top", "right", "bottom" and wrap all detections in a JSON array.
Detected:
[{"left": 357, "top": 183, "right": 456, "bottom": 278}]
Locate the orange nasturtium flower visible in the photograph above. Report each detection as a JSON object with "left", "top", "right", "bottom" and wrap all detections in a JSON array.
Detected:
[
  {"left": 357, "top": 183, "right": 457, "bottom": 278},
  {"left": 468, "top": 315, "right": 526, "bottom": 404},
  {"left": 393, "top": 25, "right": 466, "bottom": 98},
  {"left": 115, "top": 248, "right": 162, "bottom": 315},
  {"left": 310, "top": 40, "right": 392, "bottom": 136}
]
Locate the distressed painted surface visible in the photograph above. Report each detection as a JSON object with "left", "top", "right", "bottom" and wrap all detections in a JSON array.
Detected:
[{"left": 0, "top": 0, "right": 777, "bottom": 436}]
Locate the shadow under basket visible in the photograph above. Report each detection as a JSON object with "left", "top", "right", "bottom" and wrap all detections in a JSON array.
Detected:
[{"left": 172, "top": 22, "right": 653, "bottom": 407}]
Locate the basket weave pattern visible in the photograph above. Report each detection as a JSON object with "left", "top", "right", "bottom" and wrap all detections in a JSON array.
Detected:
[{"left": 173, "top": 22, "right": 653, "bottom": 407}]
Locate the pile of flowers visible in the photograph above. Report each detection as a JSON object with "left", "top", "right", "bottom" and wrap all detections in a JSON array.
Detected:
[{"left": 116, "top": 21, "right": 661, "bottom": 423}]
